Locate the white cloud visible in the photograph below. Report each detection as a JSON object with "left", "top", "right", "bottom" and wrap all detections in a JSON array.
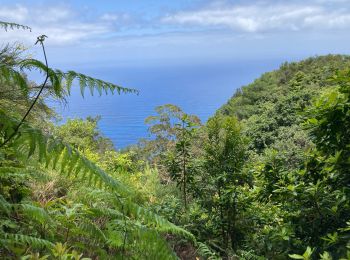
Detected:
[
  {"left": 161, "top": 2, "right": 350, "bottom": 33},
  {"left": 0, "top": 4, "right": 115, "bottom": 46},
  {"left": 100, "top": 13, "right": 132, "bottom": 23},
  {"left": 0, "top": 4, "right": 28, "bottom": 22},
  {"left": 35, "top": 6, "right": 72, "bottom": 24},
  {"left": 1, "top": 0, "right": 350, "bottom": 67},
  {"left": 100, "top": 13, "right": 120, "bottom": 22}
]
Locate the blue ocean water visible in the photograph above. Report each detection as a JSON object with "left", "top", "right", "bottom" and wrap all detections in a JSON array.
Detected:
[{"left": 52, "top": 60, "right": 281, "bottom": 148}]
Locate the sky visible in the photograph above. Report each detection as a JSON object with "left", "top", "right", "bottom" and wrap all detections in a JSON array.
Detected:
[{"left": 1, "top": 0, "right": 350, "bottom": 69}]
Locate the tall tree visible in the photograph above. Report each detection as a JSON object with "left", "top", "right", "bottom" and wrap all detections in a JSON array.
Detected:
[
  {"left": 204, "top": 116, "right": 247, "bottom": 251},
  {"left": 144, "top": 104, "right": 200, "bottom": 176},
  {"left": 166, "top": 113, "right": 200, "bottom": 209}
]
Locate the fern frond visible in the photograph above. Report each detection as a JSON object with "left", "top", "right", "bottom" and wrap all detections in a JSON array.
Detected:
[
  {"left": 74, "top": 187, "right": 194, "bottom": 258},
  {"left": 18, "top": 203, "right": 52, "bottom": 225},
  {"left": 0, "top": 64, "right": 29, "bottom": 95},
  {"left": 2, "top": 57, "right": 137, "bottom": 100},
  {"left": 19, "top": 59, "right": 62, "bottom": 96},
  {"left": 1, "top": 233, "right": 54, "bottom": 249},
  {"left": 0, "top": 194, "right": 11, "bottom": 216},
  {"left": 132, "top": 227, "right": 178, "bottom": 260},
  {"left": 77, "top": 220, "right": 106, "bottom": 243},
  {"left": 54, "top": 70, "right": 139, "bottom": 97},
  {"left": 0, "top": 113, "right": 194, "bottom": 259},
  {"left": 82, "top": 188, "right": 194, "bottom": 241},
  {"left": 196, "top": 242, "right": 220, "bottom": 260},
  {"left": 0, "top": 21, "right": 31, "bottom": 31},
  {"left": 88, "top": 206, "right": 124, "bottom": 219},
  {"left": 0, "top": 110, "right": 130, "bottom": 195},
  {"left": 123, "top": 198, "right": 194, "bottom": 241},
  {"left": 108, "top": 219, "right": 178, "bottom": 259}
]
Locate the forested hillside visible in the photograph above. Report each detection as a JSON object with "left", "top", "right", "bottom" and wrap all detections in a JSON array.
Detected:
[
  {"left": 129, "top": 55, "right": 350, "bottom": 259},
  {"left": 0, "top": 21, "right": 349, "bottom": 259},
  {"left": 219, "top": 55, "right": 350, "bottom": 154},
  {"left": 210, "top": 55, "right": 350, "bottom": 258}
]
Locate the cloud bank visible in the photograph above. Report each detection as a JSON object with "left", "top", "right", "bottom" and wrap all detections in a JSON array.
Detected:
[
  {"left": 1, "top": 1, "right": 350, "bottom": 66},
  {"left": 0, "top": 4, "right": 132, "bottom": 46},
  {"left": 162, "top": 2, "right": 350, "bottom": 33}
]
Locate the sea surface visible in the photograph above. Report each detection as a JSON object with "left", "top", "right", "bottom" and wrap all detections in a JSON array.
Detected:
[{"left": 51, "top": 60, "right": 282, "bottom": 148}]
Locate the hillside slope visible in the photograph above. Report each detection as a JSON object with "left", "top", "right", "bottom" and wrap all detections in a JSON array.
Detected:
[{"left": 218, "top": 55, "right": 350, "bottom": 154}]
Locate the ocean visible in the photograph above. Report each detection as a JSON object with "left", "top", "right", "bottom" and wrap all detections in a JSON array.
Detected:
[{"left": 52, "top": 60, "right": 282, "bottom": 148}]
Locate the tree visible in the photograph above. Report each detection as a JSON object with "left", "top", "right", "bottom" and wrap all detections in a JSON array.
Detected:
[
  {"left": 294, "top": 69, "right": 350, "bottom": 257},
  {"left": 304, "top": 69, "right": 350, "bottom": 185},
  {"left": 204, "top": 115, "right": 247, "bottom": 252},
  {"left": 144, "top": 104, "right": 200, "bottom": 174},
  {"left": 54, "top": 116, "right": 113, "bottom": 154},
  {"left": 165, "top": 113, "right": 200, "bottom": 209}
]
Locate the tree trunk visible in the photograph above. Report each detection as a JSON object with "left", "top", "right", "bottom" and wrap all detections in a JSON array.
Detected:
[
  {"left": 182, "top": 120, "right": 187, "bottom": 210},
  {"left": 229, "top": 189, "right": 237, "bottom": 250},
  {"left": 218, "top": 184, "right": 227, "bottom": 249},
  {"left": 183, "top": 152, "right": 187, "bottom": 209}
]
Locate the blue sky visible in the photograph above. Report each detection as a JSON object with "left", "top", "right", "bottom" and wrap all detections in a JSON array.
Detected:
[{"left": 1, "top": 0, "right": 350, "bottom": 68}]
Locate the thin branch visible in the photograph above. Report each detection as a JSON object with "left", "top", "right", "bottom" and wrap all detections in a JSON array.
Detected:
[{"left": 0, "top": 35, "right": 49, "bottom": 147}]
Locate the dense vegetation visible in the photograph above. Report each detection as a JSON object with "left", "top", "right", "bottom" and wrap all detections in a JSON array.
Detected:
[
  {"left": 1, "top": 22, "right": 349, "bottom": 259},
  {"left": 0, "top": 23, "right": 199, "bottom": 259}
]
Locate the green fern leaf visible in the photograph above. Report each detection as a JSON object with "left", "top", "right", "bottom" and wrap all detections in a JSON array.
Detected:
[
  {"left": 1, "top": 233, "right": 54, "bottom": 249},
  {"left": 18, "top": 203, "right": 52, "bottom": 225},
  {"left": 0, "top": 21, "right": 31, "bottom": 31},
  {"left": 77, "top": 220, "right": 106, "bottom": 243},
  {"left": 0, "top": 194, "right": 11, "bottom": 216}
]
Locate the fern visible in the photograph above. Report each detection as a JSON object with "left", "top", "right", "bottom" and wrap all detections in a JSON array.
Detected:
[
  {"left": 0, "top": 64, "right": 29, "bottom": 95},
  {"left": 0, "top": 110, "right": 130, "bottom": 195},
  {"left": 124, "top": 198, "right": 194, "bottom": 240},
  {"left": 1, "top": 54, "right": 138, "bottom": 101},
  {"left": 54, "top": 70, "right": 139, "bottom": 97},
  {"left": 1, "top": 233, "right": 54, "bottom": 249},
  {"left": 0, "top": 58, "right": 138, "bottom": 98},
  {"left": 76, "top": 220, "right": 107, "bottom": 243},
  {"left": 0, "top": 21, "right": 31, "bottom": 31},
  {"left": 18, "top": 59, "right": 62, "bottom": 96},
  {"left": 0, "top": 194, "right": 11, "bottom": 216},
  {"left": 0, "top": 111, "right": 195, "bottom": 258},
  {"left": 82, "top": 188, "right": 194, "bottom": 241},
  {"left": 62, "top": 187, "right": 194, "bottom": 258},
  {"left": 107, "top": 219, "right": 178, "bottom": 259},
  {"left": 132, "top": 227, "right": 178, "bottom": 260},
  {"left": 196, "top": 242, "right": 220, "bottom": 260},
  {"left": 18, "top": 203, "right": 52, "bottom": 225}
]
